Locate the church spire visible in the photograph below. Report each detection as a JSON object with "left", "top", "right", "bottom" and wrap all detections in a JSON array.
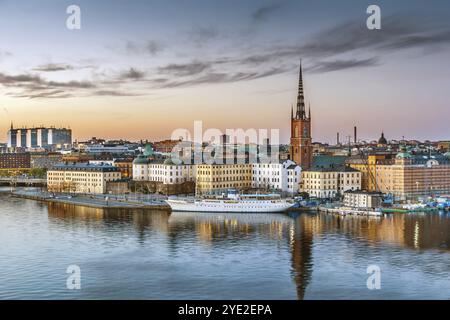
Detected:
[
  {"left": 296, "top": 59, "right": 306, "bottom": 120},
  {"left": 10, "top": 122, "right": 13, "bottom": 130}
]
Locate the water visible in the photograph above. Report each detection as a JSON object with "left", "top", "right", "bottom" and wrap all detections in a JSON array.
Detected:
[{"left": 0, "top": 190, "right": 449, "bottom": 300}]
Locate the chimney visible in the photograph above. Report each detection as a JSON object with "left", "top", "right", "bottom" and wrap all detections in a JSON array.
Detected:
[
  {"left": 337, "top": 132, "right": 340, "bottom": 145},
  {"left": 354, "top": 126, "right": 357, "bottom": 144}
]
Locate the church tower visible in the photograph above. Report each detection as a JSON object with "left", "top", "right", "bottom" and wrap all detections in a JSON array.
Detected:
[{"left": 290, "top": 61, "right": 313, "bottom": 169}]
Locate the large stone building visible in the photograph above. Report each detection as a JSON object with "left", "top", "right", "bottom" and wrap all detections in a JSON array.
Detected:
[
  {"left": 251, "top": 160, "right": 301, "bottom": 195},
  {"left": 290, "top": 61, "right": 313, "bottom": 169},
  {"left": 47, "top": 163, "right": 121, "bottom": 194},
  {"left": 0, "top": 152, "right": 31, "bottom": 174},
  {"left": 7, "top": 124, "right": 72, "bottom": 149},
  {"left": 347, "top": 147, "right": 450, "bottom": 200},
  {"left": 301, "top": 166, "right": 361, "bottom": 199},
  {"left": 346, "top": 153, "right": 395, "bottom": 192},
  {"left": 196, "top": 163, "right": 252, "bottom": 195},
  {"left": 133, "top": 154, "right": 196, "bottom": 185},
  {"left": 374, "top": 147, "right": 450, "bottom": 200},
  {"left": 30, "top": 152, "right": 63, "bottom": 169}
]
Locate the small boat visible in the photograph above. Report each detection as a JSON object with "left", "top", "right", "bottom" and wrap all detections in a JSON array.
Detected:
[{"left": 165, "top": 190, "right": 294, "bottom": 213}]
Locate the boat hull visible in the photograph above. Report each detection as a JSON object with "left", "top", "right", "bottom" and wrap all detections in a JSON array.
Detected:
[{"left": 166, "top": 199, "right": 294, "bottom": 213}]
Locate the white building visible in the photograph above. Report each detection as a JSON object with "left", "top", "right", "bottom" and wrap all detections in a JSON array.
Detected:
[
  {"left": 133, "top": 155, "right": 196, "bottom": 185},
  {"left": 251, "top": 160, "right": 301, "bottom": 195},
  {"left": 47, "top": 163, "right": 121, "bottom": 194},
  {"left": 7, "top": 125, "right": 72, "bottom": 149},
  {"left": 89, "top": 160, "right": 114, "bottom": 166},
  {"left": 85, "top": 144, "right": 129, "bottom": 154},
  {"left": 343, "top": 191, "right": 383, "bottom": 208},
  {"left": 301, "top": 166, "right": 361, "bottom": 199}
]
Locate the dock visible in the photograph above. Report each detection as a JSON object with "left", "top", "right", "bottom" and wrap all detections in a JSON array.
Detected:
[
  {"left": 11, "top": 190, "right": 171, "bottom": 210},
  {"left": 319, "top": 206, "right": 383, "bottom": 217}
]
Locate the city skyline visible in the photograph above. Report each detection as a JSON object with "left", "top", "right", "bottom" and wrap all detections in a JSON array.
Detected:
[{"left": 1, "top": 0, "right": 450, "bottom": 143}]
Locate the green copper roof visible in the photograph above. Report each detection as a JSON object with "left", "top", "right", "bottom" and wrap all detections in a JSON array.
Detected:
[{"left": 143, "top": 143, "right": 154, "bottom": 157}]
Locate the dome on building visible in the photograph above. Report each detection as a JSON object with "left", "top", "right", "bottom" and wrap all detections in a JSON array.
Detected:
[
  {"left": 396, "top": 145, "right": 412, "bottom": 159},
  {"left": 143, "top": 143, "right": 154, "bottom": 157},
  {"left": 378, "top": 132, "right": 387, "bottom": 145},
  {"left": 133, "top": 154, "right": 149, "bottom": 165},
  {"left": 444, "top": 151, "right": 450, "bottom": 158}
]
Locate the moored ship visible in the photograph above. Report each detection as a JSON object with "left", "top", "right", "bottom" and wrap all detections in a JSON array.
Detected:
[{"left": 166, "top": 191, "right": 294, "bottom": 213}]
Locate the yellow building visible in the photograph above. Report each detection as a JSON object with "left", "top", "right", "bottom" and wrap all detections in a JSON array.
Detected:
[
  {"left": 348, "top": 148, "right": 450, "bottom": 200},
  {"left": 301, "top": 166, "right": 361, "bottom": 198},
  {"left": 375, "top": 150, "right": 450, "bottom": 200},
  {"left": 347, "top": 154, "right": 394, "bottom": 191},
  {"left": 196, "top": 164, "right": 252, "bottom": 195},
  {"left": 47, "top": 163, "right": 121, "bottom": 194}
]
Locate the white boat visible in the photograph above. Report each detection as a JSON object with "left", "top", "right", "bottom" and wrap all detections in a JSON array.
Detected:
[{"left": 166, "top": 192, "right": 294, "bottom": 213}]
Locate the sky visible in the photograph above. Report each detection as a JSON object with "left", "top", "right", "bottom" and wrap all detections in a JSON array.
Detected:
[{"left": 0, "top": 0, "right": 449, "bottom": 144}]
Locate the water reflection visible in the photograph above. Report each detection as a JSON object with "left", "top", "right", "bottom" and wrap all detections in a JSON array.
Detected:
[{"left": 44, "top": 202, "right": 450, "bottom": 299}]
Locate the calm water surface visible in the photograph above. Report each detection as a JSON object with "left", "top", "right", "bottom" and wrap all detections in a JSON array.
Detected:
[{"left": 0, "top": 190, "right": 449, "bottom": 300}]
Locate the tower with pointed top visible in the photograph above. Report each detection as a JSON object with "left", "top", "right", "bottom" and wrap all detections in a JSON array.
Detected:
[{"left": 290, "top": 61, "right": 313, "bottom": 169}]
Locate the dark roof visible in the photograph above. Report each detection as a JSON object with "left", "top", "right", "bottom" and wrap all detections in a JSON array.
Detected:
[
  {"left": 304, "top": 165, "right": 359, "bottom": 173},
  {"left": 312, "top": 155, "right": 347, "bottom": 169},
  {"left": 344, "top": 190, "right": 383, "bottom": 195},
  {"left": 51, "top": 163, "right": 120, "bottom": 172}
]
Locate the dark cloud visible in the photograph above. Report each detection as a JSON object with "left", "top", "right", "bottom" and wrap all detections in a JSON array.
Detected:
[
  {"left": 299, "top": 15, "right": 450, "bottom": 58},
  {"left": 306, "top": 58, "right": 379, "bottom": 73},
  {"left": 93, "top": 90, "right": 142, "bottom": 97},
  {"left": 188, "top": 26, "right": 220, "bottom": 44},
  {"left": 33, "top": 63, "right": 74, "bottom": 72},
  {"left": 157, "top": 66, "right": 289, "bottom": 88},
  {"left": 252, "top": 2, "right": 284, "bottom": 22},
  {"left": 158, "top": 61, "right": 211, "bottom": 76},
  {"left": 0, "top": 71, "right": 96, "bottom": 99},
  {"left": 8, "top": 90, "right": 73, "bottom": 99},
  {"left": 125, "top": 40, "right": 164, "bottom": 55},
  {"left": 119, "top": 68, "right": 145, "bottom": 80}
]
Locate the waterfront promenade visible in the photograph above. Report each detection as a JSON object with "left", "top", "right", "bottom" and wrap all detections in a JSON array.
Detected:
[{"left": 11, "top": 189, "right": 170, "bottom": 210}]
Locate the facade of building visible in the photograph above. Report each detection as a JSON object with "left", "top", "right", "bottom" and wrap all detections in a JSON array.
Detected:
[
  {"left": 132, "top": 155, "right": 195, "bottom": 185},
  {"left": 47, "top": 163, "right": 121, "bottom": 194},
  {"left": 30, "top": 152, "right": 63, "bottom": 169},
  {"left": 374, "top": 148, "right": 450, "bottom": 200},
  {"left": 290, "top": 62, "right": 313, "bottom": 169},
  {"left": 347, "top": 147, "right": 450, "bottom": 200},
  {"left": 7, "top": 125, "right": 72, "bottom": 149},
  {"left": 196, "top": 163, "right": 252, "bottom": 195},
  {"left": 0, "top": 152, "right": 31, "bottom": 173},
  {"left": 251, "top": 160, "right": 301, "bottom": 195},
  {"left": 61, "top": 153, "right": 95, "bottom": 163},
  {"left": 85, "top": 144, "right": 129, "bottom": 154},
  {"left": 152, "top": 140, "right": 182, "bottom": 153},
  {"left": 113, "top": 158, "right": 134, "bottom": 178},
  {"left": 346, "top": 153, "right": 395, "bottom": 192},
  {"left": 343, "top": 191, "right": 383, "bottom": 208},
  {"left": 301, "top": 166, "right": 361, "bottom": 198}
]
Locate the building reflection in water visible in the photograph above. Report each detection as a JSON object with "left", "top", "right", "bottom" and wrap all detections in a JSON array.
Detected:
[{"left": 46, "top": 203, "right": 450, "bottom": 299}]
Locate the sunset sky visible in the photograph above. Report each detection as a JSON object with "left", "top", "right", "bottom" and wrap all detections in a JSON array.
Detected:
[{"left": 0, "top": 0, "right": 450, "bottom": 144}]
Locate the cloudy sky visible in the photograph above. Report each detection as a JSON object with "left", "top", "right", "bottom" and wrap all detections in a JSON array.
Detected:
[{"left": 0, "top": 0, "right": 449, "bottom": 143}]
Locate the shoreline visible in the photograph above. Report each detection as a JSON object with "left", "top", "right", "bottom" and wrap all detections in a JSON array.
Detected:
[{"left": 10, "top": 190, "right": 171, "bottom": 210}]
